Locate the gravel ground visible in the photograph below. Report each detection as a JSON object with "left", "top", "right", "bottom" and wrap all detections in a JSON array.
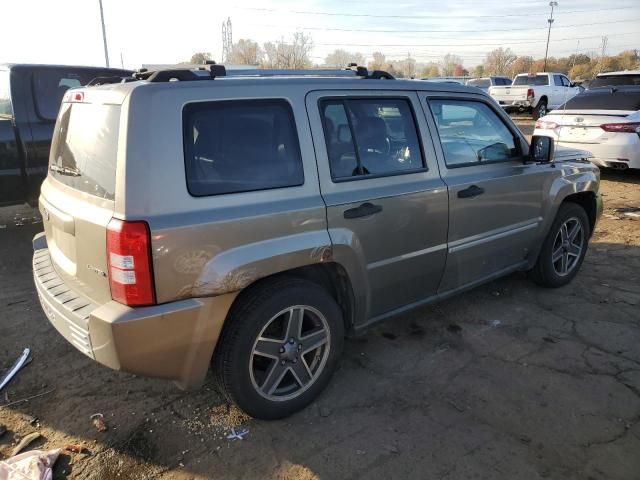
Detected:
[{"left": 0, "top": 118, "right": 639, "bottom": 479}]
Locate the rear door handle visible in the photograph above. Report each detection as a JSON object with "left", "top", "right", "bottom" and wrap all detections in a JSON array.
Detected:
[
  {"left": 343, "top": 202, "right": 383, "bottom": 219},
  {"left": 457, "top": 185, "right": 485, "bottom": 199}
]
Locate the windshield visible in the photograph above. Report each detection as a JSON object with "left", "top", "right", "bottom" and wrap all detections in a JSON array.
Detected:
[
  {"left": 49, "top": 102, "right": 120, "bottom": 200},
  {"left": 590, "top": 74, "right": 640, "bottom": 88},
  {"left": 513, "top": 75, "right": 549, "bottom": 86},
  {"left": 467, "top": 79, "right": 490, "bottom": 88}
]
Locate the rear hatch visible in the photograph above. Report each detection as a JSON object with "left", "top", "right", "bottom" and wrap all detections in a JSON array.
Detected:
[{"left": 40, "top": 92, "right": 121, "bottom": 305}]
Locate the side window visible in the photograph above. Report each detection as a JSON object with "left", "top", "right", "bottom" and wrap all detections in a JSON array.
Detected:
[
  {"left": 320, "top": 98, "right": 424, "bottom": 180},
  {"left": 182, "top": 99, "right": 304, "bottom": 196},
  {"left": 33, "top": 70, "right": 88, "bottom": 121},
  {"left": 561, "top": 76, "right": 571, "bottom": 87},
  {"left": 553, "top": 75, "right": 564, "bottom": 86},
  {"left": 0, "top": 70, "right": 11, "bottom": 117},
  {"left": 429, "top": 99, "right": 520, "bottom": 167}
]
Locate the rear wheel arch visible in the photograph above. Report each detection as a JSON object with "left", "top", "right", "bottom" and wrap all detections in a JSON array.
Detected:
[{"left": 220, "top": 262, "right": 357, "bottom": 338}]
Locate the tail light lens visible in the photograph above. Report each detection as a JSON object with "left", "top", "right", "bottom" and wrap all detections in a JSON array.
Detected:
[
  {"left": 527, "top": 88, "right": 535, "bottom": 99},
  {"left": 106, "top": 218, "right": 155, "bottom": 306},
  {"left": 535, "top": 120, "right": 558, "bottom": 129},
  {"left": 600, "top": 122, "right": 640, "bottom": 133}
]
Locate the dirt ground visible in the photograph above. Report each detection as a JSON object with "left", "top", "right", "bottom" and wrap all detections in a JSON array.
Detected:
[{"left": 1, "top": 118, "right": 639, "bottom": 480}]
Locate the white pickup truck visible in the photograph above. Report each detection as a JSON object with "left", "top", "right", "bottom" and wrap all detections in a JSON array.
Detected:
[{"left": 489, "top": 72, "right": 581, "bottom": 119}]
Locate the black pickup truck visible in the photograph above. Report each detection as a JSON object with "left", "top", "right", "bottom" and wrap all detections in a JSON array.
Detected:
[{"left": 0, "top": 64, "right": 131, "bottom": 206}]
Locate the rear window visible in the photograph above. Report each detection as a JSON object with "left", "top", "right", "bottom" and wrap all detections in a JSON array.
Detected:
[
  {"left": 560, "top": 89, "right": 640, "bottom": 111},
  {"left": 0, "top": 70, "right": 11, "bottom": 116},
  {"left": 513, "top": 75, "right": 549, "bottom": 86},
  {"left": 182, "top": 99, "right": 304, "bottom": 196},
  {"left": 467, "top": 79, "right": 490, "bottom": 88},
  {"left": 590, "top": 74, "right": 640, "bottom": 88},
  {"left": 49, "top": 102, "right": 120, "bottom": 200}
]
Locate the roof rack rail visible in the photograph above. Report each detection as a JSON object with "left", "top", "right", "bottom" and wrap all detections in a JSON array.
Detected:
[{"left": 86, "top": 63, "right": 395, "bottom": 85}]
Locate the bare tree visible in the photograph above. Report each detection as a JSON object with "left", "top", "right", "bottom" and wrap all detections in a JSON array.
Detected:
[
  {"left": 262, "top": 32, "right": 314, "bottom": 69},
  {"left": 420, "top": 62, "right": 440, "bottom": 78},
  {"left": 368, "top": 52, "right": 387, "bottom": 71},
  {"left": 324, "top": 49, "right": 365, "bottom": 68},
  {"left": 397, "top": 54, "right": 417, "bottom": 78},
  {"left": 510, "top": 55, "right": 534, "bottom": 75},
  {"left": 190, "top": 52, "right": 213, "bottom": 64},
  {"left": 441, "top": 54, "right": 463, "bottom": 76},
  {"left": 229, "top": 39, "right": 262, "bottom": 66},
  {"left": 483, "top": 48, "right": 517, "bottom": 76}
]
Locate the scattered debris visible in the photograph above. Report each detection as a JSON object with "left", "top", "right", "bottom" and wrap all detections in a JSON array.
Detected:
[
  {"left": 490, "top": 320, "right": 502, "bottom": 328},
  {"left": 0, "top": 389, "right": 55, "bottom": 409},
  {"left": 64, "top": 444, "right": 86, "bottom": 454},
  {"left": 0, "top": 348, "right": 31, "bottom": 392},
  {"left": 90, "top": 413, "right": 108, "bottom": 432},
  {"left": 319, "top": 406, "right": 332, "bottom": 418},
  {"left": 0, "top": 449, "right": 60, "bottom": 480},
  {"left": 542, "top": 336, "right": 557, "bottom": 344},
  {"left": 226, "top": 427, "right": 249, "bottom": 441},
  {"left": 356, "top": 449, "right": 366, "bottom": 455},
  {"left": 446, "top": 323, "right": 462, "bottom": 334},
  {"left": 606, "top": 207, "right": 640, "bottom": 221},
  {"left": 11, "top": 432, "right": 41, "bottom": 456},
  {"left": 491, "top": 290, "right": 500, "bottom": 297},
  {"left": 210, "top": 404, "right": 251, "bottom": 430},
  {"left": 520, "top": 435, "right": 532, "bottom": 444}
]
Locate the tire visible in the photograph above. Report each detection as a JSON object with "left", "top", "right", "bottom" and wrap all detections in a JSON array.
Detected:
[
  {"left": 532, "top": 100, "right": 548, "bottom": 120},
  {"left": 214, "top": 277, "right": 344, "bottom": 420},
  {"left": 530, "top": 202, "right": 590, "bottom": 288}
]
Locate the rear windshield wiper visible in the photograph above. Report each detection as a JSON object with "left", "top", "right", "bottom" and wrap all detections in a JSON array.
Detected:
[{"left": 50, "top": 164, "right": 81, "bottom": 176}]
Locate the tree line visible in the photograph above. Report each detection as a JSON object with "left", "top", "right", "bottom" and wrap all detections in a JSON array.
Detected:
[{"left": 190, "top": 35, "right": 639, "bottom": 80}]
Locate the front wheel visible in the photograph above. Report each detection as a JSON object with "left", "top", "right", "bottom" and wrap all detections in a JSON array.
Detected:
[
  {"left": 530, "top": 203, "right": 590, "bottom": 288},
  {"left": 214, "top": 278, "right": 344, "bottom": 420},
  {"left": 532, "top": 100, "right": 548, "bottom": 120}
]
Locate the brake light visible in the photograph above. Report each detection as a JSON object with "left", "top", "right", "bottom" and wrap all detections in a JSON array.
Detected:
[
  {"left": 106, "top": 219, "right": 155, "bottom": 306},
  {"left": 527, "top": 88, "right": 535, "bottom": 99},
  {"left": 535, "top": 120, "right": 558, "bottom": 129},
  {"left": 600, "top": 122, "right": 640, "bottom": 133},
  {"left": 62, "top": 91, "right": 84, "bottom": 103}
]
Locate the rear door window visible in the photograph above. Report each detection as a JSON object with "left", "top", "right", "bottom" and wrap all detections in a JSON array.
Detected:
[
  {"left": 429, "top": 99, "right": 520, "bottom": 167},
  {"left": 320, "top": 98, "right": 424, "bottom": 179},
  {"left": 182, "top": 99, "right": 304, "bottom": 196},
  {"left": 554, "top": 75, "right": 564, "bottom": 86},
  {"left": 50, "top": 102, "right": 120, "bottom": 199}
]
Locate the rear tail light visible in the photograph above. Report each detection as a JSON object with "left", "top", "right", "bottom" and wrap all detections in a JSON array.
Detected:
[
  {"left": 600, "top": 122, "right": 640, "bottom": 133},
  {"left": 62, "top": 90, "right": 84, "bottom": 103},
  {"left": 535, "top": 120, "right": 558, "bottom": 129},
  {"left": 526, "top": 88, "right": 535, "bottom": 99},
  {"left": 106, "top": 219, "right": 155, "bottom": 306}
]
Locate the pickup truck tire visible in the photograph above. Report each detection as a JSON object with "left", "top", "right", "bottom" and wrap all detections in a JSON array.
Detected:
[
  {"left": 532, "top": 100, "right": 548, "bottom": 120},
  {"left": 214, "top": 277, "right": 344, "bottom": 420},
  {"left": 530, "top": 203, "right": 590, "bottom": 288}
]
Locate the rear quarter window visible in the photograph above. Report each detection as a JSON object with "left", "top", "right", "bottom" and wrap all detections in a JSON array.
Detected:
[{"left": 182, "top": 99, "right": 304, "bottom": 196}]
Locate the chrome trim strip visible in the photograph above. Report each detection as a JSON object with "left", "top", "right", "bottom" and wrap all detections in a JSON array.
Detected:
[
  {"left": 449, "top": 217, "right": 542, "bottom": 254},
  {"left": 368, "top": 243, "right": 447, "bottom": 270}
]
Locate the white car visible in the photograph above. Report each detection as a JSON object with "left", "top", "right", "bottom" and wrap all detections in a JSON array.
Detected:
[
  {"left": 533, "top": 86, "right": 640, "bottom": 170},
  {"left": 489, "top": 72, "right": 581, "bottom": 119}
]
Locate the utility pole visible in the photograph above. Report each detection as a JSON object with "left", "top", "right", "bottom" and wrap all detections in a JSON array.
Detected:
[
  {"left": 543, "top": 1, "right": 558, "bottom": 72},
  {"left": 98, "top": 0, "right": 110, "bottom": 67}
]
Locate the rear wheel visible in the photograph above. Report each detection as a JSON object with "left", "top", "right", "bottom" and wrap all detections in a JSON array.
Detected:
[
  {"left": 530, "top": 203, "right": 590, "bottom": 287},
  {"left": 532, "top": 100, "right": 548, "bottom": 120},
  {"left": 214, "top": 278, "right": 344, "bottom": 420}
]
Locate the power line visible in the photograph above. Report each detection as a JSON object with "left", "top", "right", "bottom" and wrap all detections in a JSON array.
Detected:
[
  {"left": 313, "top": 32, "right": 638, "bottom": 48},
  {"left": 234, "top": 5, "right": 637, "bottom": 19},
  {"left": 249, "top": 17, "right": 640, "bottom": 34}
]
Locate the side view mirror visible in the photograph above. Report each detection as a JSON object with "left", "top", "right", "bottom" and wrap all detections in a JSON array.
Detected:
[{"left": 529, "top": 135, "right": 554, "bottom": 163}]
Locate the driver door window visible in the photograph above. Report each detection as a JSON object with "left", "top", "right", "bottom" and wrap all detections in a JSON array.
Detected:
[
  {"left": 320, "top": 98, "right": 424, "bottom": 180},
  {"left": 429, "top": 99, "right": 520, "bottom": 167}
]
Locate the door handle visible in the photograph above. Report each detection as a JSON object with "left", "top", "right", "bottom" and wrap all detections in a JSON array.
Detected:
[
  {"left": 457, "top": 185, "right": 485, "bottom": 199},
  {"left": 343, "top": 202, "right": 383, "bottom": 219}
]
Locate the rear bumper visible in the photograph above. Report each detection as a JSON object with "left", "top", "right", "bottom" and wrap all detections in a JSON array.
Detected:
[
  {"left": 33, "top": 233, "right": 237, "bottom": 389},
  {"left": 496, "top": 99, "right": 532, "bottom": 110}
]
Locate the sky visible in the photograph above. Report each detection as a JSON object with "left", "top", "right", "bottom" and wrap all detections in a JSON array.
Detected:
[{"left": 1, "top": 0, "right": 638, "bottom": 69}]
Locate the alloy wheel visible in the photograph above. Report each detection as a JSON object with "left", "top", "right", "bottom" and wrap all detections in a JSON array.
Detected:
[{"left": 551, "top": 217, "right": 584, "bottom": 276}]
